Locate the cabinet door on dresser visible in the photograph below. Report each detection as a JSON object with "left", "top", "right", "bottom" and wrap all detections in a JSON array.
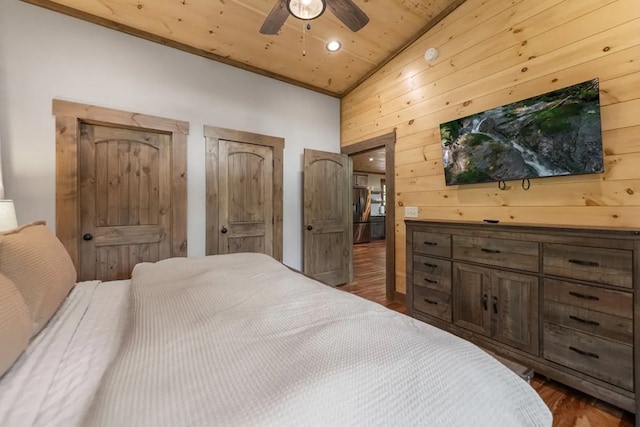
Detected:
[
  {"left": 491, "top": 270, "right": 539, "bottom": 355},
  {"left": 452, "top": 263, "right": 492, "bottom": 336},
  {"left": 453, "top": 263, "right": 539, "bottom": 355}
]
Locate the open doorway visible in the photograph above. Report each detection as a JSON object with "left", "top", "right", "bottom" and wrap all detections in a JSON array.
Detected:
[{"left": 340, "top": 132, "right": 396, "bottom": 302}]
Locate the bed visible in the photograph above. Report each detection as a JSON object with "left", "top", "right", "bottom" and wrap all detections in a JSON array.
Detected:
[{"left": 0, "top": 222, "right": 552, "bottom": 426}]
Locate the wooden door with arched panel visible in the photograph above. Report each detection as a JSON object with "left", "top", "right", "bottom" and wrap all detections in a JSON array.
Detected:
[
  {"left": 78, "top": 123, "right": 173, "bottom": 281},
  {"left": 204, "top": 125, "right": 284, "bottom": 262},
  {"left": 54, "top": 100, "right": 188, "bottom": 282}
]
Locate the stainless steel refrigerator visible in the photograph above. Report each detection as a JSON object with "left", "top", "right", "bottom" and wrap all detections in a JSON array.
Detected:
[{"left": 353, "top": 188, "right": 371, "bottom": 244}]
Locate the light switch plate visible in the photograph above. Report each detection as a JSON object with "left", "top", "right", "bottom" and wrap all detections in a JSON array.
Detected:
[{"left": 404, "top": 207, "right": 418, "bottom": 218}]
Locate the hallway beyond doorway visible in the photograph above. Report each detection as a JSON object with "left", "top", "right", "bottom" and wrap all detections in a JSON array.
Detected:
[{"left": 339, "top": 240, "right": 404, "bottom": 313}]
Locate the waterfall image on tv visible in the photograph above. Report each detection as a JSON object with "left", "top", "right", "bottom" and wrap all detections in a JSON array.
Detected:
[{"left": 440, "top": 78, "right": 604, "bottom": 186}]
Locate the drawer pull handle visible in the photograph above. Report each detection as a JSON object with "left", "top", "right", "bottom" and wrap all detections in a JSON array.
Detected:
[
  {"left": 569, "top": 346, "right": 600, "bottom": 359},
  {"left": 568, "top": 291, "right": 599, "bottom": 301},
  {"left": 482, "top": 294, "right": 488, "bottom": 311},
  {"left": 569, "top": 315, "right": 600, "bottom": 327},
  {"left": 424, "top": 241, "right": 438, "bottom": 246},
  {"left": 424, "top": 278, "right": 438, "bottom": 284},
  {"left": 492, "top": 296, "right": 498, "bottom": 314},
  {"left": 480, "top": 248, "right": 501, "bottom": 254},
  {"left": 424, "top": 262, "right": 438, "bottom": 269},
  {"left": 568, "top": 259, "right": 600, "bottom": 267},
  {"left": 424, "top": 298, "right": 438, "bottom": 305}
]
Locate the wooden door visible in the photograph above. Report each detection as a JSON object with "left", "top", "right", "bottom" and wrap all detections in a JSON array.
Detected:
[
  {"left": 204, "top": 126, "right": 284, "bottom": 261},
  {"left": 452, "top": 262, "right": 491, "bottom": 336},
  {"left": 303, "top": 149, "right": 351, "bottom": 286},
  {"left": 79, "top": 123, "right": 172, "bottom": 281},
  {"left": 491, "top": 270, "right": 539, "bottom": 355},
  {"left": 218, "top": 140, "right": 273, "bottom": 256}
]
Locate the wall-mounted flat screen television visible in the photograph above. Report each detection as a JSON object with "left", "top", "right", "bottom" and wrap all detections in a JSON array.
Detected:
[{"left": 440, "top": 78, "right": 604, "bottom": 186}]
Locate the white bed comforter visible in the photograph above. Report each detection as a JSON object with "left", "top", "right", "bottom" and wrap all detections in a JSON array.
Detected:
[
  {"left": 0, "top": 280, "right": 130, "bottom": 427},
  {"left": 85, "top": 253, "right": 552, "bottom": 426}
]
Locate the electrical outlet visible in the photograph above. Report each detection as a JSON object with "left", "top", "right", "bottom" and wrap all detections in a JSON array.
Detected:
[{"left": 404, "top": 206, "right": 418, "bottom": 218}]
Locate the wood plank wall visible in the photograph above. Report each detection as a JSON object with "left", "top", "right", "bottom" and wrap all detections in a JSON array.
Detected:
[{"left": 340, "top": 0, "right": 640, "bottom": 294}]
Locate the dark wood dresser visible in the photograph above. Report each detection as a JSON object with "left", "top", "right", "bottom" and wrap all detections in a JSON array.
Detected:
[{"left": 405, "top": 220, "right": 640, "bottom": 414}]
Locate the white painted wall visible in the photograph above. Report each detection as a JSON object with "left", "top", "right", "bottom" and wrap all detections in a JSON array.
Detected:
[{"left": 0, "top": 1, "right": 340, "bottom": 270}]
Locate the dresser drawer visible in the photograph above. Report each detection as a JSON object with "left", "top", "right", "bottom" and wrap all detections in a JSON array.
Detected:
[
  {"left": 413, "top": 231, "right": 451, "bottom": 257},
  {"left": 453, "top": 236, "right": 539, "bottom": 272},
  {"left": 413, "top": 287, "right": 451, "bottom": 321},
  {"left": 544, "top": 279, "right": 632, "bottom": 319},
  {"left": 543, "top": 323, "right": 633, "bottom": 391},
  {"left": 543, "top": 243, "right": 632, "bottom": 288},
  {"left": 413, "top": 255, "right": 451, "bottom": 292},
  {"left": 544, "top": 301, "right": 632, "bottom": 345}
]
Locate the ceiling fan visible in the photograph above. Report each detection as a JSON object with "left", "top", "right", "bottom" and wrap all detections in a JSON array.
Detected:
[{"left": 260, "top": 0, "right": 369, "bottom": 35}]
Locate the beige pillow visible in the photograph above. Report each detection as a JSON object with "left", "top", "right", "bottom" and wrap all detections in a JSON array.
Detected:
[
  {"left": 0, "top": 272, "right": 31, "bottom": 377},
  {"left": 0, "top": 222, "right": 77, "bottom": 336}
]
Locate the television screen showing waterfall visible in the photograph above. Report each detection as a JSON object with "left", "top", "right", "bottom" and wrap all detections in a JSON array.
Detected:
[{"left": 440, "top": 78, "right": 604, "bottom": 186}]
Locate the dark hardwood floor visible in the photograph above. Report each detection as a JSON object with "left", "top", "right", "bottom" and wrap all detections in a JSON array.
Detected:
[
  {"left": 340, "top": 240, "right": 405, "bottom": 313},
  {"left": 340, "top": 240, "right": 635, "bottom": 427}
]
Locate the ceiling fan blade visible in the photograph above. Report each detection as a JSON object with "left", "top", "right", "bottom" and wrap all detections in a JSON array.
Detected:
[
  {"left": 260, "top": 0, "right": 289, "bottom": 35},
  {"left": 326, "top": 0, "right": 369, "bottom": 32}
]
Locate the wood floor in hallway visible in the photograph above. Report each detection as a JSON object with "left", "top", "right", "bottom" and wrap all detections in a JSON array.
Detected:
[
  {"left": 339, "top": 240, "right": 635, "bottom": 427},
  {"left": 339, "top": 239, "right": 404, "bottom": 313}
]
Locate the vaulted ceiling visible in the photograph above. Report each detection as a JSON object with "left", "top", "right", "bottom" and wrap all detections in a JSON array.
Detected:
[{"left": 23, "top": 0, "right": 464, "bottom": 97}]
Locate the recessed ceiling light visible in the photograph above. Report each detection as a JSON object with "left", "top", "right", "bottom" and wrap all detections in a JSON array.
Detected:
[
  {"left": 424, "top": 47, "right": 439, "bottom": 62},
  {"left": 326, "top": 40, "right": 341, "bottom": 52},
  {"left": 368, "top": 157, "right": 374, "bottom": 161}
]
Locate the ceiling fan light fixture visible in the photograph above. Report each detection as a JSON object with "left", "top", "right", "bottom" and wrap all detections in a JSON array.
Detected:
[
  {"left": 287, "top": 0, "right": 326, "bottom": 21},
  {"left": 326, "top": 40, "right": 341, "bottom": 52}
]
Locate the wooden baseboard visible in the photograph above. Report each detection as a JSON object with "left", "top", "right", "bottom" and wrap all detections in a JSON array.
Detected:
[{"left": 394, "top": 291, "right": 406, "bottom": 304}]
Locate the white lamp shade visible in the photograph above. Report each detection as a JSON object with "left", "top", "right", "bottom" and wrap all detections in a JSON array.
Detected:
[
  {"left": 287, "top": 0, "right": 325, "bottom": 20},
  {"left": 0, "top": 200, "right": 18, "bottom": 232}
]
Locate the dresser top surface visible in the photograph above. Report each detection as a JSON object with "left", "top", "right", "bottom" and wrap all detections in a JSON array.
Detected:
[{"left": 405, "top": 219, "right": 640, "bottom": 239}]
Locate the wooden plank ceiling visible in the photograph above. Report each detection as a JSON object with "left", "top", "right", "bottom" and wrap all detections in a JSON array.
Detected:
[{"left": 23, "top": 0, "right": 464, "bottom": 97}]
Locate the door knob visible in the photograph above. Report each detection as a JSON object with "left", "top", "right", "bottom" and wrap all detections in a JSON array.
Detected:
[
  {"left": 83, "top": 233, "right": 93, "bottom": 241},
  {"left": 306, "top": 225, "right": 313, "bottom": 231},
  {"left": 221, "top": 227, "right": 228, "bottom": 234}
]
